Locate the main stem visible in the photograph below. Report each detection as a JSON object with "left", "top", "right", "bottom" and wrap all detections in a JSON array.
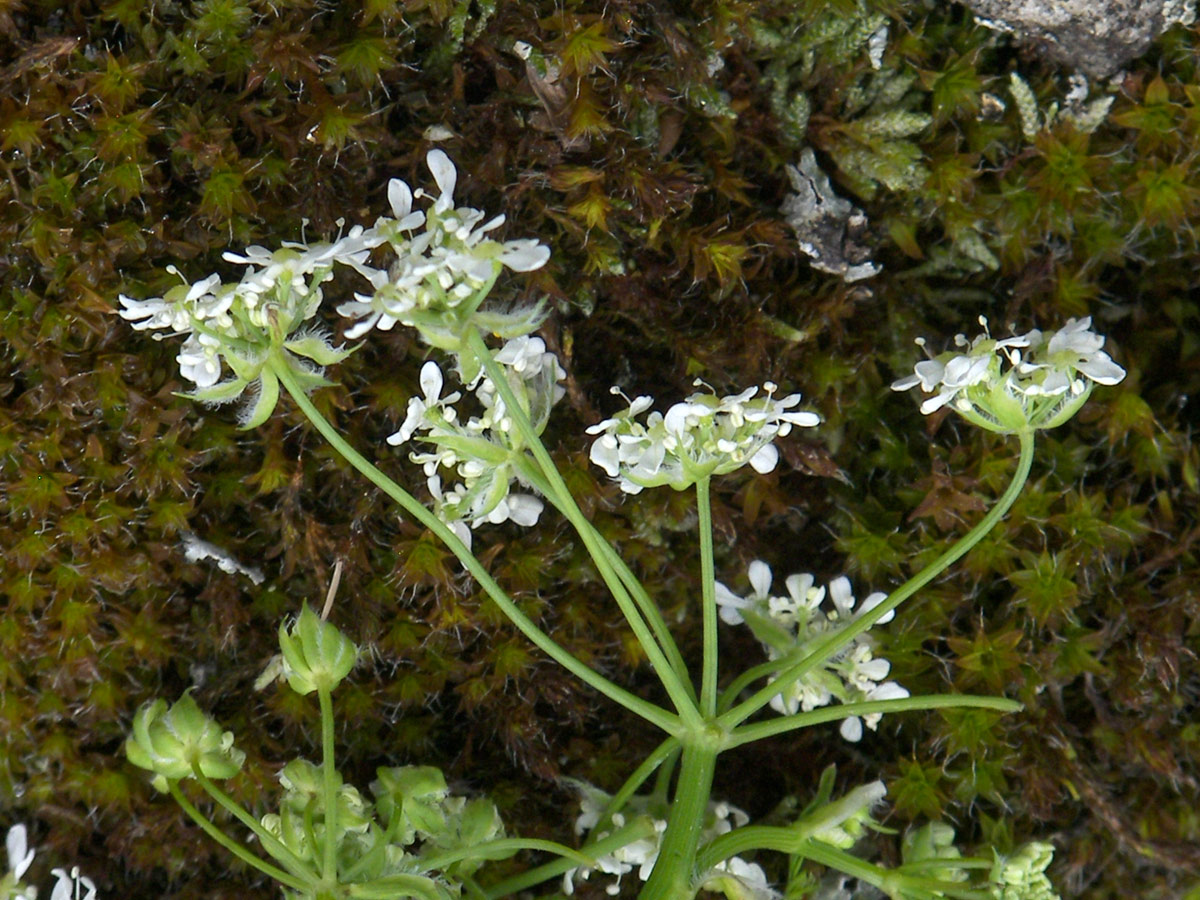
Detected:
[
  {"left": 638, "top": 740, "right": 718, "bottom": 900},
  {"left": 695, "top": 478, "right": 718, "bottom": 716}
]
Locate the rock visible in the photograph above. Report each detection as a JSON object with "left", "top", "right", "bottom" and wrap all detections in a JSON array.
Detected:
[
  {"left": 961, "top": 0, "right": 1196, "bottom": 77},
  {"left": 781, "top": 149, "right": 880, "bottom": 284}
]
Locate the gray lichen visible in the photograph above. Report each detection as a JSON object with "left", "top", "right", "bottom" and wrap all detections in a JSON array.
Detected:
[{"left": 781, "top": 148, "right": 880, "bottom": 283}]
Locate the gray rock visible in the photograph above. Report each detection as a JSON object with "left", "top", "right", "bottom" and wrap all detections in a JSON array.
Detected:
[
  {"left": 782, "top": 149, "right": 881, "bottom": 284},
  {"left": 962, "top": 0, "right": 1196, "bottom": 77}
]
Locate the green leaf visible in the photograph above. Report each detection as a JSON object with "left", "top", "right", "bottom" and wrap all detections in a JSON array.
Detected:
[
  {"left": 239, "top": 370, "right": 279, "bottom": 429},
  {"left": 284, "top": 334, "right": 355, "bottom": 365},
  {"left": 186, "top": 378, "right": 249, "bottom": 404}
]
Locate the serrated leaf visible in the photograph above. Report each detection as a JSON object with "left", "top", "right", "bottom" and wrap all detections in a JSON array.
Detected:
[
  {"left": 284, "top": 334, "right": 355, "bottom": 365},
  {"left": 186, "top": 378, "right": 249, "bottom": 404}
]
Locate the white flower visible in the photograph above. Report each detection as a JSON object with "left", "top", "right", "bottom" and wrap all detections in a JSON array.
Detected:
[
  {"left": 827, "top": 577, "right": 894, "bottom": 625},
  {"left": 478, "top": 492, "right": 543, "bottom": 528},
  {"left": 719, "top": 565, "right": 905, "bottom": 741},
  {"left": 587, "top": 383, "right": 819, "bottom": 493},
  {"left": 491, "top": 334, "right": 555, "bottom": 377},
  {"left": 703, "top": 856, "right": 778, "bottom": 900},
  {"left": 563, "top": 784, "right": 752, "bottom": 898},
  {"left": 5, "top": 824, "right": 34, "bottom": 882},
  {"left": 843, "top": 643, "right": 891, "bottom": 691},
  {"left": 893, "top": 316, "right": 1126, "bottom": 433},
  {"left": 1042, "top": 316, "right": 1127, "bottom": 385},
  {"left": 118, "top": 243, "right": 354, "bottom": 428},
  {"left": 769, "top": 674, "right": 833, "bottom": 716},
  {"left": 387, "top": 361, "right": 462, "bottom": 446},
  {"left": 763, "top": 573, "right": 825, "bottom": 630},
  {"left": 336, "top": 151, "right": 550, "bottom": 346},
  {"left": 50, "top": 867, "right": 97, "bottom": 900},
  {"left": 388, "top": 339, "right": 565, "bottom": 541},
  {"left": 840, "top": 680, "right": 911, "bottom": 742},
  {"left": 715, "top": 560, "right": 773, "bottom": 625}
]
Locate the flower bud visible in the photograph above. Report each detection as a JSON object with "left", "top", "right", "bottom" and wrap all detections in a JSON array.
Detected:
[
  {"left": 989, "top": 842, "right": 1060, "bottom": 900},
  {"left": 125, "top": 692, "right": 245, "bottom": 791},
  {"left": 277, "top": 603, "right": 358, "bottom": 694},
  {"left": 278, "top": 759, "right": 371, "bottom": 833},
  {"left": 902, "top": 822, "right": 967, "bottom": 884},
  {"left": 804, "top": 780, "right": 886, "bottom": 849},
  {"left": 371, "top": 766, "right": 450, "bottom": 843}
]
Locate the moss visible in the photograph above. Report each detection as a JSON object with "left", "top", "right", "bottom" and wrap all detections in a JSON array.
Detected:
[{"left": 0, "top": 0, "right": 1197, "bottom": 897}]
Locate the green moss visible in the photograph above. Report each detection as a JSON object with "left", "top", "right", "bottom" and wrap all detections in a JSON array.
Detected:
[{"left": 0, "top": 0, "right": 1197, "bottom": 896}]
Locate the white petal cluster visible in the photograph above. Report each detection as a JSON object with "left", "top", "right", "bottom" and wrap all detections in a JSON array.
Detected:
[
  {"left": 118, "top": 150, "right": 549, "bottom": 426},
  {"left": 3, "top": 825, "right": 98, "bottom": 900},
  {"left": 117, "top": 238, "right": 363, "bottom": 427},
  {"left": 891, "top": 316, "right": 1126, "bottom": 433},
  {"left": 586, "top": 383, "right": 819, "bottom": 493},
  {"left": 715, "top": 562, "right": 907, "bottom": 742},
  {"left": 386, "top": 337, "right": 565, "bottom": 544},
  {"left": 336, "top": 150, "right": 550, "bottom": 349},
  {"left": 562, "top": 782, "right": 771, "bottom": 900}
]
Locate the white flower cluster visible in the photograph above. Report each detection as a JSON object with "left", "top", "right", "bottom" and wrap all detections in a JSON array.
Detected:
[
  {"left": 3, "top": 825, "right": 97, "bottom": 900},
  {"left": 586, "top": 383, "right": 819, "bottom": 493},
  {"left": 335, "top": 150, "right": 550, "bottom": 354},
  {"left": 562, "top": 782, "right": 774, "bottom": 900},
  {"left": 891, "top": 316, "right": 1126, "bottom": 433},
  {"left": 118, "top": 151, "right": 550, "bottom": 427},
  {"left": 118, "top": 241, "right": 360, "bottom": 427},
  {"left": 715, "top": 561, "right": 907, "bottom": 742},
  {"left": 386, "top": 336, "right": 565, "bottom": 546}
]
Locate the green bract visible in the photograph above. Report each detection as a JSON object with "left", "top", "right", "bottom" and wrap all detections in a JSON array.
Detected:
[
  {"left": 277, "top": 603, "right": 359, "bottom": 695},
  {"left": 124, "top": 692, "right": 245, "bottom": 791}
]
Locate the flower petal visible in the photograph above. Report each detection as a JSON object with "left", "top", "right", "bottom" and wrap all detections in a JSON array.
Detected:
[{"left": 427, "top": 149, "right": 457, "bottom": 207}]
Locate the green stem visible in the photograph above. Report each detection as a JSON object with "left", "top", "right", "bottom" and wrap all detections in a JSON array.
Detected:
[
  {"left": 168, "top": 781, "right": 312, "bottom": 892},
  {"left": 725, "top": 694, "right": 1022, "bottom": 749},
  {"left": 696, "top": 824, "right": 803, "bottom": 870},
  {"left": 191, "top": 768, "right": 317, "bottom": 878},
  {"left": 637, "top": 740, "right": 719, "bottom": 900},
  {"left": 319, "top": 686, "right": 339, "bottom": 881},
  {"left": 716, "top": 657, "right": 787, "bottom": 714},
  {"left": 271, "top": 355, "right": 679, "bottom": 736},
  {"left": 481, "top": 820, "right": 658, "bottom": 899},
  {"left": 595, "top": 737, "right": 680, "bottom": 834},
  {"left": 467, "top": 329, "right": 701, "bottom": 728},
  {"left": 512, "top": 457, "right": 693, "bottom": 698},
  {"left": 416, "top": 838, "right": 592, "bottom": 874},
  {"left": 695, "top": 478, "right": 718, "bottom": 716},
  {"left": 800, "top": 842, "right": 992, "bottom": 900},
  {"left": 899, "top": 859, "right": 995, "bottom": 874},
  {"left": 346, "top": 874, "right": 445, "bottom": 900},
  {"left": 719, "top": 429, "right": 1036, "bottom": 731}
]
